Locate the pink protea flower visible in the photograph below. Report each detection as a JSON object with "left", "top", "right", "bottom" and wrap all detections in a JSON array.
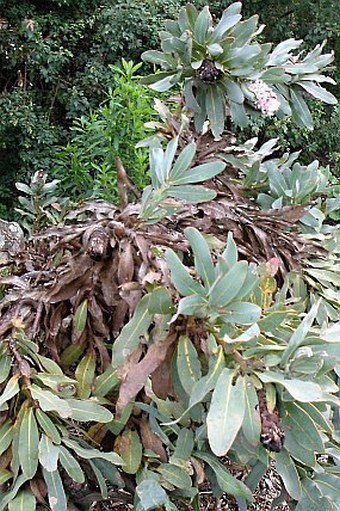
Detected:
[{"left": 249, "top": 80, "right": 281, "bottom": 116}]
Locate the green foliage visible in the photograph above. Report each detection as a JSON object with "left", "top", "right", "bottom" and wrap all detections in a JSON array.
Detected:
[
  {"left": 142, "top": 2, "right": 336, "bottom": 137},
  {"left": 0, "top": 2, "right": 339, "bottom": 511},
  {"left": 140, "top": 136, "right": 225, "bottom": 223},
  {"left": 238, "top": 101, "right": 340, "bottom": 177},
  {"left": 52, "top": 61, "right": 155, "bottom": 202},
  {"left": 0, "top": 91, "right": 62, "bottom": 219},
  {"left": 15, "top": 171, "right": 70, "bottom": 234}
]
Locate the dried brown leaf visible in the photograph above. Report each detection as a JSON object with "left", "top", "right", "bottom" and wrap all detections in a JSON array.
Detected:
[
  {"left": 117, "top": 240, "right": 135, "bottom": 285},
  {"left": 139, "top": 417, "right": 167, "bottom": 462},
  {"left": 116, "top": 332, "right": 177, "bottom": 415}
]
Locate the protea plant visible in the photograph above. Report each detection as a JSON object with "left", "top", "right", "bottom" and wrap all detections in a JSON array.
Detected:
[{"left": 142, "top": 2, "right": 337, "bottom": 137}]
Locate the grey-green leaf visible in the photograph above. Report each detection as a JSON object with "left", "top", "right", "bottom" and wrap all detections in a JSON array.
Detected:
[
  {"left": 136, "top": 479, "right": 170, "bottom": 510},
  {"left": 38, "top": 434, "right": 60, "bottom": 472},
  {"left": 30, "top": 384, "right": 72, "bottom": 419},
  {"left": 205, "top": 85, "right": 226, "bottom": 139},
  {"left": 112, "top": 294, "right": 153, "bottom": 368},
  {"left": 298, "top": 81, "right": 337, "bottom": 105},
  {"left": 0, "top": 420, "right": 14, "bottom": 456},
  {"left": 257, "top": 371, "right": 323, "bottom": 401},
  {"left": 275, "top": 449, "right": 301, "bottom": 500},
  {"left": 207, "top": 369, "right": 246, "bottom": 456},
  {"left": 195, "top": 451, "right": 252, "bottom": 501},
  {"left": 8, "top": 490, "right": 36, "bottom": 511},
  {"left": 157, "top": 463, "right": 192, "bottom": 489},
  {"left": 173, "top": 160, "right": 225, "bottom": 186},
  {"left": 185, "top": 227, "right": 215, "bottom": 288},
  {"left": 0, "top": 375, "right": 20, "bottom": 408},
  {"left": 65, "top": 399, "right": 113, "bottom": 423},
  {"left": 209, "top": 261, "right": 249, "bottom": 307},
  {"left": 166, "top": 185, "right": 216, "bottom": 202},
  {"left": 177, "top": 335, "right": 202, "bottom": 395},
  {"left": 59, "top": 445, "right": 85, "bottom": 483},
  {"left": 35, "top": 409, "right": 61, "bottom": 444},
  {"left": 42, "top": 468, "right": 67, "bottom": 511},
  {"left": 280, "top": 300, "right": 320, "bottom": 366},
  {"left": 165, "top": 248, "right": 206, "bottom": 296},
  {"left": 62, "top": 438, "right": 122, "bottom": 465},
  {"left": 170, "top": 142, "right": 197, "bottom": 181},
  {"left": 93, "top": 367, "right": 119, "bottom": 397},
  {"left": 242, "top": 380, "right": 261, "bottom": 446},
  {"left": 19, "top": 407, "right": 39, "bottom": 478}
]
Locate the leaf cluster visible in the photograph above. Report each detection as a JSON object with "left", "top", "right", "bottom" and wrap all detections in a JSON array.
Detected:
[{"left": 142, "top": 2, "right": 337, "bottom": 137}]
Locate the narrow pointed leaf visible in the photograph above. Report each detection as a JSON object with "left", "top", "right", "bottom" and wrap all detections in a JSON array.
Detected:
[
  {"left": 220, "top": 232, "right": 238, "bottom": 270},
  {"left": 0, "top": 375, "right": 20, "bottom": 408},
  {"left": 0, "top": 420, "right": 14, "bottom": 456},
  {"left": 298, "top": 81, "right": 337, "bottom": 104},
  {"left": 174, "top": 161, "right": 225, "bottom": 185},
  {"left": 89, "top": 460, "right": 108, "bottom": 498},
  {"left": 62, "top": 438, "right": 122, "bottom": 465},
  {"left": 112, "top": 294, "right": 153, "bottom": 368},
  {"left": 194, "top": 6, "right": 211, "bottom": 44},
  {"left": 165, "top": 248, "right": 206, "bottom": 296},
  {"left": 185, "top": 227, "right": 215, "bottom": 288},
  {"left": 242, "top": 380, "right": 261, "bottom": 445},
  {"left": 290, "top": 88, "right": 313, "bottom": 129},
  {"left": 114, "top": 429, "right": 142, "bottom": 475},
  {"left": 257, "top": 372, "right": 323, "bottom": 401},
  {"left": 209, "top": 261, "right": 248, "bottom": 307},
  {"left": 19, "top": 407, "right": 39, "bottom": 478},
  {"left": 207, "top": 370, "right": 246, "bottom": 456},
  {"left": 42, "top": 468, "right": 67, "bottom": 511},
  {"left": 8, "top": 490, "right": 36, "bottom": 511},
  {"left": 59, "top": 445, "right": 85, "bottom": 483},
  {"left": 65, "top": 399, "right": 113, "bottom": 423},
  {"left": 38, "top": 434, "right": 59, "bottom": 472},
  {"left": 164, "top": 136, "right": 179, "bottom": 179},
  {"left": 281, "top": 300, "right": 320, "bottom": 365},
  {"left": 195, "top": 451, "right": 252, "bottom": 501},
  {"left": 75, "top": 351, "right": 95, "bottom": 399},
  {"left": 205, "top": 85, "right": 225, "bottom": 139},
  {"left": 283, "top": 402, "right": 324, "bottom": 453},
  {"left": 93, "top": 367, "right": 119, "bottom": 397},
  {"left": 170, "top": 142, "right": 197, "bottom": 181},
  {"left": 210, "top": 3, "right": 242, "bottom": 41},
  {"left": 35, "top": 409, "right": 61, "bottom": 444},
  {"left": 177, "top": 294, "right": 208, "bottom": 317},
  {"left": 177, "top": 335, "right": 202, "bottom": 395},
  {"left": 166, "top": 185, "right": 216, "bottom": 202},
  {"left": 189, "top": 346, "right": 225, "bottom": 408},
  {"left": 30, "top": 384, "right": 72, "bottom": 418},
  {"left": 275, "top": 449, "right": 301, "bottom": 500},
  {"left": 0, "top": 355, "right": 11, "bottom": 384},
  {"left": 222, "top": 302, "right": 261, "bottom": 324},
  {"left": 73, "top": 299, "right": 88, "bottom": 334},
  {"left": 157, "top": 463, "right": 192, "bottom": 489},
  {"left": 174, "top": 428, "right": 194, "bottom": 461}
]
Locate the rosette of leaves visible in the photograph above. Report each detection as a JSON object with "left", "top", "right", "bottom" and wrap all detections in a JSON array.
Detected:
[
  {"left": 15, "top": 171, "right": 70, "bottom": 234},
  {"left": 142, "top": 2, "right": 337, "bottom": 138},
  {"left": 0, "top": 329, "right": 123, "bottom": 511},
  {"left": 221, "top": 136, "right": 340, "bottom": 230},
  {"left": 139, "top": 135, "right": 226, "bottom": 223},
  {"left": 110, "top": 227, "right": 340, "bottom": 510}
]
